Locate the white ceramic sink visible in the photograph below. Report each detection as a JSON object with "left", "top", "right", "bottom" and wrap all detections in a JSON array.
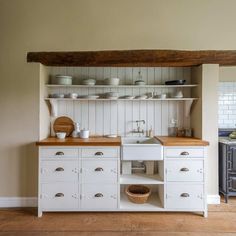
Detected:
[{"left": 122, "top": 137, "right": 163, "bottom": 160}]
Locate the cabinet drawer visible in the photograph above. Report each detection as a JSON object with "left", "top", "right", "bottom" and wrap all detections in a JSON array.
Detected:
[
  {"left": 81, "top": 159, "right": 118, "bottom": 183},
  {"left": 41, "top": 160, "right": 79, "bottom": 182},
  {"left": 166, "top": 160, "right": 204, "bottom": 182},
  {"left": 81, "top": 184, "right": 118, "bottom": 209},
  {"left": 81, "top": 148, "right": 119, "bottom": 158},
  {"left": 166, "top": 184, "right": 204, "bottom": 209},
  {"left": 41, "top": 148, "right": 78, "bottom": 158},
  {"left": 165, "top": 147, "right": 204, "bottom": 158},
  {"left": 41, "top": 183, "right": 79, "bottom": 209}
]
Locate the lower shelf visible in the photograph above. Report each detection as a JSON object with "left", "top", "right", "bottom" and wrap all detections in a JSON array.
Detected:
[{"left": 120, "top": 192, "right": 164, "bottom": 211}]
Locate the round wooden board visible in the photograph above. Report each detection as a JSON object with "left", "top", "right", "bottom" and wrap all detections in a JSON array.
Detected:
[{"left": 53, "top": 116, "right": 74, "bottom": 137}]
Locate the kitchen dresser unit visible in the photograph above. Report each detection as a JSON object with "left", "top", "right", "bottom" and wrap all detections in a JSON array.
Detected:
[{"left": 37, "top": 136, "right": 208, "bottom": 217}]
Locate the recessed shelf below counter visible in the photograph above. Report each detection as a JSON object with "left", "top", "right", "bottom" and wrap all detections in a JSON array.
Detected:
[
  {"left": 45, "top": 98, "right": 198, "bottom": 101},
  {"left": 120, "top": 193, "right": 164, "bottom": 211},
  {"left": 46, "top": 84, "right": 198, "bottom": 88},
  {"left": 120, "top": 174, "right": 164, "bottom": 185}
]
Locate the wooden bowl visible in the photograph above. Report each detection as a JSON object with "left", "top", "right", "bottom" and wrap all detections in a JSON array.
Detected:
[{"left": 125, "top": 185, "right": 151, "bottom": 204}]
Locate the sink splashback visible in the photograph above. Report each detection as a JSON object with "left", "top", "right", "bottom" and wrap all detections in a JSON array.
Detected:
[{"left": 48, "top": 66, "right": 191, "bottom": 136}]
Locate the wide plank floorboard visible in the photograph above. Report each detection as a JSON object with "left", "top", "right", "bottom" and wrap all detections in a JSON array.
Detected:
[{"left": 0, "top": 197, "right": 235, "bottom": 235}]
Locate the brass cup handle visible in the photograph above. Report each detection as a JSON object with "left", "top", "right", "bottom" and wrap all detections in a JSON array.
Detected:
[
  {"left": 180, "top": 167, "right": 189, "bottom": 172},
  {"left": 55, "top": 193, "right": 64, "bottom": 197},
  {"left": 55, "top": 167, "right": 64, "bottom": 172},
  {"left": 180, "top": 151, "right": 189, "bottom": 156},
  {"left": 55, "top": 151, "right": 64, "bottom": 156},
  {"left": 95, "top": 152, "right": 104, "bottom": 156},
  {"left": 180, "top": 193, "right": 190, "bottom": 198},
  {"left": 94, "top": 167, "right": 104, "bottom": 172},
  {"left": 94, "top": 193, "right": 103, "bottom": 198}
]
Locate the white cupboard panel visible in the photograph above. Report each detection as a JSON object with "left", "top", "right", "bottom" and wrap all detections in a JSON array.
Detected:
[
  {"left": 166, "top": 160, "right": 204, "bottom": 182},
  {"left": 81, "top": 184, "right": 118, "bottom": 209},
  {"left": 166, "top": 184, "right": 204, "bottom": 209},
  {"left": 41, "top": 160, "right": 79, "bottom": 182},
  {"left": 81, "top": 159, "right": 118, "bottom": 183},
  {"left": 41, "top": 183, "right": 78, "bottom": 209}
]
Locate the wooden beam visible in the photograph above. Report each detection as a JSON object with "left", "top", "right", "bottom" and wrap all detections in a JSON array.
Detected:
[{"left": 27, "top": 50, "right": 236, "bottom": 67}]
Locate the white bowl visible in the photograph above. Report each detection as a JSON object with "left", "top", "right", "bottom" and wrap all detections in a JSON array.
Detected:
[
  {"left": 56, "top": 132, "right": 66, "bottom": 139},
  {"left": 52, "top": 75, "right": 73, "bottom": 85},
  {"left": 82, "top": 79, "right": 96, "bottom": 85},
  {"left": 104, "top": 78, "right": 120, "bottom": 86}
]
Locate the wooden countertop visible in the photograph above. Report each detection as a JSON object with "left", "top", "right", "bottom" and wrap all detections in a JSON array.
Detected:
[
  {"left": 36, "top": 136, "right": 121, "bottom": 146},
  {"left": 155, "top": 136, "right": 209, "bottom": 146}
]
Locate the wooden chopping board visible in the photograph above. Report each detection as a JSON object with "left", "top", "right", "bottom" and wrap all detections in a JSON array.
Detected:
[{"left": 53, "top": 116, "right": 74, "bottom": 137}]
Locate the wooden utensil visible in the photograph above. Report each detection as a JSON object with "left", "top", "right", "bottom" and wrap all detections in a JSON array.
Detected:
[{"left": 53, "top": 116, "right": 74, "bottom": 137}]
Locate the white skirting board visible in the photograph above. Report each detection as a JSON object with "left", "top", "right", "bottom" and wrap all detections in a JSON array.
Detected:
[
  {"left": 0, "top": 197, "right": 37, "bottom": 207},
  {"left": 0, "top": 195, "right": 220, "bottom": 207}
]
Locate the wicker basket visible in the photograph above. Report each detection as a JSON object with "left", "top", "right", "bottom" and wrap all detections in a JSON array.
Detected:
[{"left": 125, "top": 185, "right": 151, "bottom": 204}]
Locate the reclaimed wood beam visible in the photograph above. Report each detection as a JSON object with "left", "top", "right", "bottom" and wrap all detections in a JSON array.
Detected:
[{"left": 27, "top": 50, "right": 236, "bottom": 67}]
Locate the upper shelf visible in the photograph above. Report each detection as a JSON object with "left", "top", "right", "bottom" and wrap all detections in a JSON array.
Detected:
[
  {"left": 27, "top": 49, "right": 236, "bottom": 67},
  {"left": 46, "top": 84, "right": 198, "bottom": 88}
]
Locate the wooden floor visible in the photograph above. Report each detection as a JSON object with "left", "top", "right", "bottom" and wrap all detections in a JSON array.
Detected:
[{"left": 0, "top": 197, "right": 236, "bottom": 236}]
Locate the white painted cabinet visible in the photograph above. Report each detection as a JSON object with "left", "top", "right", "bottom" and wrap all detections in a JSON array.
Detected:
[
  {"left": 38, "top": 145, "right": 207, "bottom": 217},
  {"left": 38, "top": 146, "right": 120, "bottom": 217},
  {"left": 164, "top": 146, "right": 207, "bottom": 217}
]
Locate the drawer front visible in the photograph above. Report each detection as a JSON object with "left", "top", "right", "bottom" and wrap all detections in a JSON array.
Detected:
[
  {"left": 81, "top": 148, "right": 119, "bottom": 158},
  {"left": 41, "top": 183, "right": 79, "bottom": 209},
  {"left": 166, "top": 160, "right": 204, "bottom": 182},
  {"left": 81, "top": 184, "right": 118, "bottom": 209},
  {"left": 41, "top": 148, "right": 78, "bottom": 158},
  {"left": 166, "top": 184, "right": 204, "bottom": 209},
  {"left": 165, "top": 147, "right": 204, "bottom": 158},
  {"left": 81, "top": 159, "right": 118, "bottom": 183},
  {"left": 41, "top": 160, "right": 79, "bottom": 182}
]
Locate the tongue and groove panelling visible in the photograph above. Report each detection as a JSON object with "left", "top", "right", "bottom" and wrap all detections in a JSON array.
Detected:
[{"left": 48, "top": 67, "right": 191, "bottom": 136}]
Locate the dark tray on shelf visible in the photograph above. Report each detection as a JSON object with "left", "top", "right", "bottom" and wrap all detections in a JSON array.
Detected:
[{"left": 165, "top": 80, "right": 186, "bottom": 85}]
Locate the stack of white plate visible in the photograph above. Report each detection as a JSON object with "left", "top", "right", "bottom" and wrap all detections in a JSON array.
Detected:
[
  {"left": 135, "top": 80, "right": 146, "bottom": 86},
  {"left": 135, "top": 95, "right": 147, "bottom": 100},
  {"left": 51, "top": 75, "right": 73, "bottom": 85},
  {"left": 105, "top": 92, "right": 119, "bottom": 99},
  {"left": 122, "top": 95, "right": 135, "bottom": 100},
  {"left": 64, "top": 93, "right": 78, "bottom": 99},
  {"left": 82, "top": 79, "right": 96, "bottom": 86},
  {"left": 80, "top": 95, "right": 99, "bottom": 99},
  {"left": 49, "top": 93, "right": 65, "bottom": 98}
]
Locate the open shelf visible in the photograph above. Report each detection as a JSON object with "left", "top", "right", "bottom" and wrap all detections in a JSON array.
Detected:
[
  {"left": 46, "top": 84, "right": 198, "bottom": 88},
  {"left": 120, "top": 174, "right": 164, "bottom": 185},
  {"left": 45, "top": 98, "right": 198, "bottom": 101},
  {"left": 120, "top": 192, "right": 164, "bottom": 211}
]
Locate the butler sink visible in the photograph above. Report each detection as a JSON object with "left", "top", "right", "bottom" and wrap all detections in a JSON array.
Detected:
[{"left": 122, "top": 137, "right": 163, "bottom": 160}]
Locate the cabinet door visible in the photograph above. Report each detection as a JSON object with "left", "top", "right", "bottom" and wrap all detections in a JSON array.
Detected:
[
  {"left": 81, "top": 184, "right": 118, "bottom": 209},
  {"left": 228, "top": 146, "right": 236, "bottom": 173},
  {"left": 228, "top": 176, "right": 236, "bottom": 192},
  {"left": 166, "top": 183, "right": 204, "bottom": 209},
  {"left": 41, "top": 160, "right": 79, "bottom": 182},
  {"left": 41, "top": 183, "right": 79, "bottom": 210},
  {"left": 166, "top": 160, "right": 204, "bottom": 182},
  {"left": 81, "top": 159, "right": 118, "bottom": 184}
]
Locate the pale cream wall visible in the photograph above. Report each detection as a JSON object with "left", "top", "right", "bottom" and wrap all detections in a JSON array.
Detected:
[
  {"left": 1, "top": 0, "right": 236, "bottom": 197},
  {"left": 220, "top": 67, "right": 236, "bottom": 82}
]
